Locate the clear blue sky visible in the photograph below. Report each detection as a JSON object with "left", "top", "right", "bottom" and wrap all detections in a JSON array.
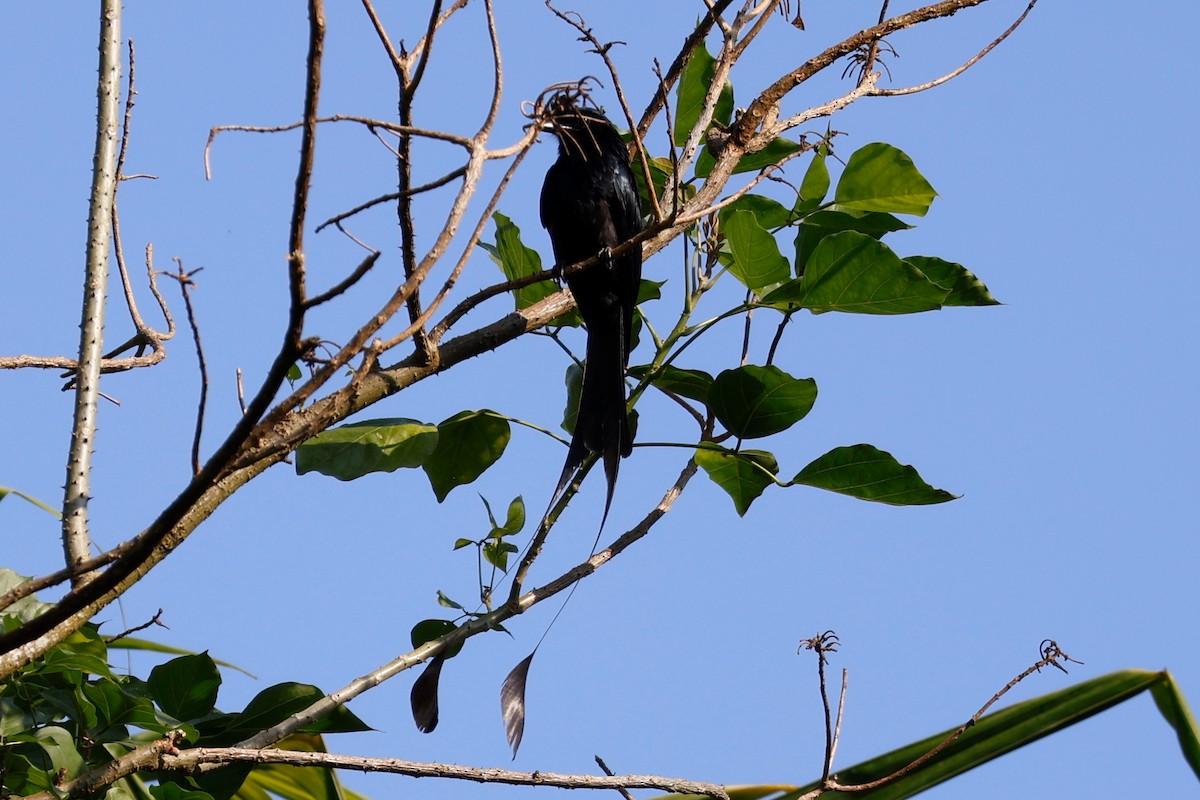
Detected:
[{"left": 2, "top": 2, "right": 1198, "bottom": 798}]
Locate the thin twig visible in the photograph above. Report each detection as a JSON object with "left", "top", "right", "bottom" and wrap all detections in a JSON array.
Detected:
[
  {"left": 870, "top": 0, "right": 1040, "bottom": 97},
  {"left": 594, "top": 756, "right": 639, "bottom": 800},
  {"left": 204, "top": 115, "right": 471, "bottom": 180},
  {"left": 305, "top": 251, "right": 381, "bottom": 308},
  {"left": 313, "top": 166, "right": 466, "bottom": 233},
  {"left": 103, "top": 608, "right": 167, "bottom": 643},
  {"left": 165, "top": 261, "right": 209, "bottom": 476}
]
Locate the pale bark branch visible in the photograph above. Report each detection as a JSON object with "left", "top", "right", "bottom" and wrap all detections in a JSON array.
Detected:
[{"left": 62, "top": 0, "right": 123, "bottom": 585}]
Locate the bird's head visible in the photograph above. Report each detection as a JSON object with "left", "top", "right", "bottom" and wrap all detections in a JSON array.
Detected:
[{"left": 534, "top": 86, "right": 625, "bottom": 161}]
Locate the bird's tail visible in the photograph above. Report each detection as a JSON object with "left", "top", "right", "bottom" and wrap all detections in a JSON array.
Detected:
[{"left": 552, "top": 313, "right": 631, "bottom": 527}]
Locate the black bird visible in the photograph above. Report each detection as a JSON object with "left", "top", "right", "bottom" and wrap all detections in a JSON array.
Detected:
[{"left": 540, "top": 97, "right": 643, "bottom": 521}]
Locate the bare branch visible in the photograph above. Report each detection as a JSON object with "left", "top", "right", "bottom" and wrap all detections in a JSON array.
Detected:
[
  {"left": 204, "top": 115, "right": 471, "bottom": 180},
  {"left": 162, "top": 261, "right": 209, "bottom": 476},
  {"left": 183, "top": 749, "right": 728, "bottom": 798},
  {"left": 305, "top": 250, "right": 382, "bottom": 309}
]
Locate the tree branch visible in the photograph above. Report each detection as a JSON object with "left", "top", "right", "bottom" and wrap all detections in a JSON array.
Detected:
[{"left": 61, "top": 0, "right": 123, "bottom": 586}]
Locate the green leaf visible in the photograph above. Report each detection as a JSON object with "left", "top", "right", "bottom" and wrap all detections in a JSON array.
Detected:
[
  {"left": 675, "top": 44, "right": 733, "bottom": 147},
  {"left": 769, "top": 231, "right": 949, "bottom": 314},
  {"left": 695, "top": 446, "right": 779, "bottom": 516},
  {"left": 295, "top": 418, "right": 438, "bottom": 481},
  {"left": 629, "top": 364, "right": 714, "bottom": 405},
  {"left": 491, "top": 495, "right": 526, "bottom": 538},
  {"left": 719, "top": 194, "right": 792, "bottom": 231},
  {"left": 483, "top": 540, "right": 519, "bottom": 571},
  {"left": 34, "top": 725, "right": 86, "bottom": 780},
  {"left": 793, "top": 208, "right": 912, "bottom": 275},
  {"left": 286, "top": 364, "right": 302, "bottom": 382},
  {"left": 233, "top": 734, "right": 368, "bottom": 800},
  {"left": 906, "top": 255, "right": 1001, "bottom": 307},
  {"left": 709, "top": 365, "right": 817, "bottom": 440},
  {"left": 724, "top": 210, "right": 791, "bottom": 292},
  {"left": 480, "top": 212, "right": 558, "bottom": 311},
  {"left": 42, "top": 628, "right": 115, "bottom": 681},
  {"left": 229, "top": 683, "right": 370, "bottom": 738},
  {"left": 435, "top": 590, "right": 464, "bottom": 610},
  {"left": 148, "top": 653, "right": 222, "bottom": 722},
  {"left": 1149, "top": 671, "right": 1200, "bottom": 780},
  {"left": 792, "top": 444, "right": 956, "bottom": 505},
  {"left": 82, "top": 679, "right": 131, "bottom": 733},
  {"left": 794, "top": 151, "right": 830, "bottom": 214},
  {"left": 0, "top": 567, "right": 55, "bottom": 623},
  {"left": 834, "top": 142, "right": 937, "bottom": 216},
  {"left": 422, "top": 410, "right": 511, "bottom": 502},
  {"left": 0, "top": 485, "right": 62, "bottom": 518},
  {"left": 410, "top": 619, "right": 463, "bottom": 660}
]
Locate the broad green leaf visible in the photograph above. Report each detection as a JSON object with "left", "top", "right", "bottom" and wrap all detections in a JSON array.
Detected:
[
  {"left": 695, "top": 446, "right": 779, "bottom": 516},
  {"left": 82, "top": 679, "right": 131, "bottom": 732},
  {"left": 148, "top": 653, "right": 222, "bottom": 721},
  {"left": 34, "top": 725, "right": 86, "bottom": 779},
  {"left": 42, "top": 628, "right": 115, "bottom": 681},
  {"left": 0, "top": 567, "right": 55, "bottom": 623},
  {"left": 709, "top": 365, "right": 817, "bottom": 440},
  {"left": 480, "top": 212, "right": 558, "bottom": 311},
  {"left": 1, "top": 749, "right": 56, "bottom": 794},
  {"left": 629, "top": 364, "right": 714, "bottom": 405},
  {"left": 793, "top": 209, "right": 912, "bottom": 275},
  {"left": 234, "top": 734, "right": 368, "bottom": 800},
  {"left": 295, "top": 418, "right": 438, "bottom": 481},
  {"left": 794, "top": 151, "right": 830, "bottom": 214},
  {"left": 229, "top": 683, "right": 370, "bottom": 737},
  {"left": 905, "top": 255, "right": 1000, "bottom": 307},
  {"left": 286, "top": 364, "right": 302, "bottom": 382},
  {"left": 410, "top": 619, "right": 464, "bottom": 659},
  {"left": 792, "top": 444, "right": 955, "bottom": 505},
  {"left": 697, "top": 136, "right": 805, "bottom": 178},
  {"left": 834, "top": 142, "right": 937, "bottom": 216},
  {"left": 484, "top": 540, "right": 519, "bottom": 571},
  {"left": 724, "top": 210, "right": 791, "bottom": 292},
  {"left": 719, "top": 194, "right": 792, "bottom": 231},
  {"left": 491, "top": 495, "right": 526, "bottom": 538},
  {"left": 771, "top": 231, "right": 949, "bottom": 314},
  {"left": 0, "top": 485, "right": 61, "bottom": 518},
  {"left": 675, "top": 44, "right": 733, "bottom": 147},
  {"left": 423, "top": 410, "right": 511, "bottom": 502}
]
